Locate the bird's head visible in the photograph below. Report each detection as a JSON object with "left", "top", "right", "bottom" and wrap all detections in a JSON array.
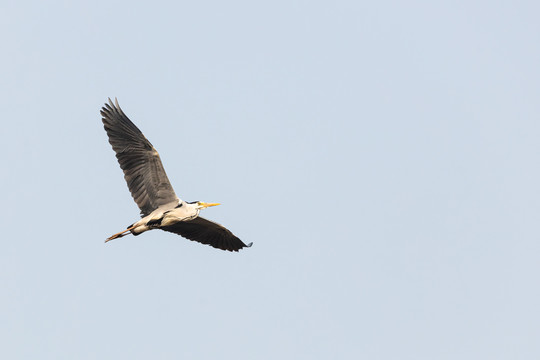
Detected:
[{"left": 189, "top": 201, "right": 221, "bottom": 210}]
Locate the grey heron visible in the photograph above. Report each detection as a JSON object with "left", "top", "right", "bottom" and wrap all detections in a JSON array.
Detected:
[{"left": 101, "top": 98, "right": 252, "bottom": 252}]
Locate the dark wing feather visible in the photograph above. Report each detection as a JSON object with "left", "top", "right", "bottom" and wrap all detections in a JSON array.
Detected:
[
  {"left": 161, "top": 217, "right": 252, "bottom": 252},
  {"left": 101, "top": 98, "right": 179, "bottom": 216}
]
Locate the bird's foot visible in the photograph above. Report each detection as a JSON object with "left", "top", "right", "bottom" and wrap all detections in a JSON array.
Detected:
[{"left": 105, "top": 225, "right": 138, "bottom": 243}]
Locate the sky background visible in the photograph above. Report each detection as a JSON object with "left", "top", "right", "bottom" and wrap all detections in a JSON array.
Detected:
[{"left": 1, "top": 1, "right": 539, "bottom": 359}]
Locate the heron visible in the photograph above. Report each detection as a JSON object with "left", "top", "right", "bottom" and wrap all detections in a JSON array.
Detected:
[{"left": 101, "top": 98, "right": 252, "bottom": 252}]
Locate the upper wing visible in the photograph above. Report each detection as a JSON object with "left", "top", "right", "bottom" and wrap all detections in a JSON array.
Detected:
[
  {"left": 101, "top": 98, "right": 179, "bottom": 217},
  {"left": 161, "top": 217, "right": 253, "bottom": 252}
]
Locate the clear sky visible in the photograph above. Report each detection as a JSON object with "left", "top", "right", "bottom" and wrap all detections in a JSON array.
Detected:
[{"left": 1, "top": 1, "right": 539, "bottom": 359}]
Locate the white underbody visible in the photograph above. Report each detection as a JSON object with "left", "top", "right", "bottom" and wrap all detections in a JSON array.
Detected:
[{"left": 131, "top": 201, "right": 200, "bottom": 235}]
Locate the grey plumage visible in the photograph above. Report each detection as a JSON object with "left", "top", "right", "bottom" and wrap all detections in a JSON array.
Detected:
[
  {"left": 162, "top": 217, "right": 250, "bottom": 252},
  {"left": 101, "top": 98, "right": 178, "bottom": 217},
  {"left": 101, "top": 98, "right": 252, "bottom": 252}
]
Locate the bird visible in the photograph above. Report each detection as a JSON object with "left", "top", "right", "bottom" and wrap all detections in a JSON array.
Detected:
[{"left": 101, "top": 98, "right": 252, "bottom": 252}]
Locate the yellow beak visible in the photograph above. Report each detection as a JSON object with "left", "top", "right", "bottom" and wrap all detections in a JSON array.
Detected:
[{"left": 200, "top": 202, "right": 221, "bottom": 208}]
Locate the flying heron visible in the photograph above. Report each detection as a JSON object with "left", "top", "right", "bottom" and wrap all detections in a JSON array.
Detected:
[{"left": 101, "top": 98, "right": 252, "bottom": 252}]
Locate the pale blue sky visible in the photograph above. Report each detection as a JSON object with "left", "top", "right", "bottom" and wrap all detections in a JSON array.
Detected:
[{"left": 1, "top": 1, "right": 539, "bottom": 359}]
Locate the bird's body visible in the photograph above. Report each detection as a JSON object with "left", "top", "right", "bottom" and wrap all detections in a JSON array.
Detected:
[
  {"left": 101, "top": 98, "right": 252, "bottom": 252},
  {"left": 126, "top": 200, "right": 193, "bottom": 236}
]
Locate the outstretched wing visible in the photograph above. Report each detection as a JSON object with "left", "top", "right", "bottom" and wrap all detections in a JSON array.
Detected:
[
  {"left": 101, "top": 98, "right": 179, "bottom": 217},
  {"left": 161, "top": 217, "right": 252, "bottom": 252}
]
